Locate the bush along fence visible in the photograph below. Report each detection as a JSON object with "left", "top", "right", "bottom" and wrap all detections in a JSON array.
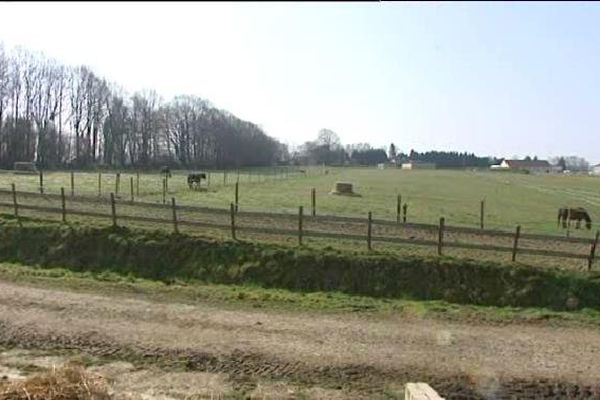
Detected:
[{"left": 0, "top": 186, "right": 598, "bottom": 270}]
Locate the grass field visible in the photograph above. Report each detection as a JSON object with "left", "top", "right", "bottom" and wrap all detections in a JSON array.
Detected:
[{"left": 1, "top": 166, "right": 599, "bottom": 236}]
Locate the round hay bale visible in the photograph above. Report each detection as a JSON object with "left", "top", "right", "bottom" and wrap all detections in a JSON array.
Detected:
[{"left": 330, "top": 181, "right": 361, "bottom": 197}]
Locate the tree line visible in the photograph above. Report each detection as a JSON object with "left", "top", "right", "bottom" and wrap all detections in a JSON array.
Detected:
[
  {"left": 0, "top": 44, "right": 287, "bottom": 170},
  {"left": 401, "top": 149, "right": 497, "bottom": 168},
  {"left": 293, "top": 131, "right": 596, "bottom": 171},
  {"left": 292, "top": 132, "right": 497, "bottom": 168}
]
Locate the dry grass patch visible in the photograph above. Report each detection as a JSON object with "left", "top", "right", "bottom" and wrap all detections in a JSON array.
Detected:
[{"left": 0, "top": 362, "right": 110, "bottom": 400}]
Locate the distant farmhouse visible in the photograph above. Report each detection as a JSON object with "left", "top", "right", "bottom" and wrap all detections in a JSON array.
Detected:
[
  {"left": 490, "top": 159, "right": 560, "bottom": 174},
  {"left": 591, "top": 163, "right": 600, "bottom": 176},
  {"left": 401, "top": 161, "right": 436, "bottom": 170}
]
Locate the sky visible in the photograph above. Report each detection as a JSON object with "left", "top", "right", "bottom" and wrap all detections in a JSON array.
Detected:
[{"left": 0, "top": 1, "right": 599, "bottom": 162}]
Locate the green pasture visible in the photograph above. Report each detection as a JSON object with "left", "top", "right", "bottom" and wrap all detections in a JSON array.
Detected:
[{"left": 1, "top": 166, "right": 599, "bottom": 236}]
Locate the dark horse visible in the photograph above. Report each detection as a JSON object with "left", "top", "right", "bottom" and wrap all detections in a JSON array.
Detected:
[
  {"left": 558, "top": 207, "right": 592, "bottom": 230},
  {"left": 187, "top": 172, "right": 207, "bottom": 190}
]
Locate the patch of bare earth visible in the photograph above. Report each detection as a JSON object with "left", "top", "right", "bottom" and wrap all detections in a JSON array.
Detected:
[{"left": 0, "top": 280, "right": 599, "bottom": 398}]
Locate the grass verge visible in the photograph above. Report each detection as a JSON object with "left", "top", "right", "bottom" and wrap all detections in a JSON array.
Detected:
[
  {"left": 3, "top": 261, "right": 600, "bottom": 328},
  {"left": 2, "top": 217, "right": 600, "bottom": 313}
]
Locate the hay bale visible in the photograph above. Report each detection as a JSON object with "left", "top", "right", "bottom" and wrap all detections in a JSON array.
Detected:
[{"left": 330, "top": 181, "right": 361, "bottom": 197}]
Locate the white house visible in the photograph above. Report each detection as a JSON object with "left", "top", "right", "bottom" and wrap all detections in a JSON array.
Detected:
[
  {"left": 591, "top": 164, "right": 600, "bottom": 176},
  {"left": 491, "top": 159, "right": 559, "bottom": 174},
  {"left": 401, "top": 161, "right": 436, "bottom": 170}
]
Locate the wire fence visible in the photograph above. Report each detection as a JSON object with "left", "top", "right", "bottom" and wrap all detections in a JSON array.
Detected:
[
  {"left": 0, "top": 187, "right": 598, "bottom": 271},
  {"left": 4, "top": 168, "right": 597, "bottom": 235}
]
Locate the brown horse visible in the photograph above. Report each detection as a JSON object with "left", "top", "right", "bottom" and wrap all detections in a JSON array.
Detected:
[{"left": 558, "top": 207, "right": 592, "bottom": 230}]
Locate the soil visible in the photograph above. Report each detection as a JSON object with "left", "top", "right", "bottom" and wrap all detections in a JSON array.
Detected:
[{"left": 0, "top": 280, "right": 600, "bottom": 399}]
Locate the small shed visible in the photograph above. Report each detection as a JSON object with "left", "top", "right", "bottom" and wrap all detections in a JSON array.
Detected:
[{"left": 13, "top": 162, "right": 38, "bottom": 175}]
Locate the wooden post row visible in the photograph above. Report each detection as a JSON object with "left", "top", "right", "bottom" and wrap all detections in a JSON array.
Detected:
[
  {"left": 367, "top": 211, "right": 373, "bottom": 250},
  {"left": 115, "top": 172, "right": 121, "bottom": 195},
  {"left": 589, "top": 230, "right": 600, "bottom": 271},
  {"left": 110, "top": 193, "right": 117, "bottom": 227},
  {"left": 11, "top": 183, "right": 18, "bottom": 220},
  {"left": 480, "top": 199, "right": 485, "bottom": 230},
  {"left": 298, "top": 206, "right": 304, "bottom": 246},
  {"left": 230, "top": 203, "right": 236, "bottom": 240},
  {"left": 512, "top": 225, "right": 521, "bottom": 262},
  {"left": 438, "top": 217, "right": 445, "bottom": 256},
  {"left": 235, "top": 181, "right": 239, "bottom": 212},
  {"left": 171, "top": 197, "right": 178, "bottom": 234},
  {"left": 130, "top": 177, "right": 134, "bottom": 202},
  {"left": 60, "top": 187, "right": 66, "bottom": 223}
]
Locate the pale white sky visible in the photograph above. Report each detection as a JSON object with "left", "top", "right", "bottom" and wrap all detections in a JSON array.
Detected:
[{"left": 1, "top": 1, "right": 600, "bottom": 162}]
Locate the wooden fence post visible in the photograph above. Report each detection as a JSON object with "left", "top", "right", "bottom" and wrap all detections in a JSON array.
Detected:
[
  {"left": 136, "top": 172, "right": 140, "bottom": 196},
  {"left": 162, "top": 178, "right": 166, "bottom": 205},
  {"left": 110, "top": 192, "right": 117, "bottom": 227},
  {"left": 438, "top": 217, "right": 445, "bottom": 256},
  {"left": 230, "top": 203, "right": 236, "bottom": 240},
  {"left": 171, "top": 197, "right": 178, "bottom": 234},
  {"left": 98, "top": 172, "right": 102, "bottom": 197},
  {"left": 39, "top": 170, "right": 44, "bottom": 194},
  {"left": 512, "top": 225, "right": 521, "bottom": 262},
  {"left": 402, "top": 203, "right": 408, "bottom": 223},
  {"left": 396, "top": 194, "right": 401, "bottom": 223},
  {"left": 298, "top": 206, "right": 304, "bottom": 246},
  {"left": 165, "top": 174, "right": 169, "bottom": 193},
  {"left": 480, "top": 199, "right": 485, "bottom": 229},
  {"left": 115, "top": 172, "right": 121, "bottom": 196},
  {"left": 11, "top": 183, "right": 18, "bottom": 220},
  {"left": 130, "top": 177, "right": 134, "bottom": 203},
  {"left": 367, "top": 211, "right": 373, "bottom": 250},
  {"left": 235, "top": 181, "right": 239, "bottom": 212},
  {"left": 60, "top": 187, "right": 66, "bottom": 223},
  {"left": 70, "top": 171, "right": 75, "bottom": 197},
  {"left": 311, "top": 188, "right": 316, "bottom": 217},
  {"left": 589, "top": 230, "right": 600, "bottom": 270}
]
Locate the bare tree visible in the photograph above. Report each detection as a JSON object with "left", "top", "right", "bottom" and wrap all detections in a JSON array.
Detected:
[{"left": 0, "top": 43, "right": 286, "bottom": 170}]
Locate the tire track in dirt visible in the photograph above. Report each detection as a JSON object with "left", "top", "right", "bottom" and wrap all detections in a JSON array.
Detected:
[
  {"left": 1, "top": 280, "right": 600, "bottom": 398},
  {"left": 1, "top": 319, "right": 599, "bottom": 399}
]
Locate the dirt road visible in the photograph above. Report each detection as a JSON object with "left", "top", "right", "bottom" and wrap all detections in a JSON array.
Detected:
[{"left": 0, "top": 279, "right": 599, "bottom": 399}]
